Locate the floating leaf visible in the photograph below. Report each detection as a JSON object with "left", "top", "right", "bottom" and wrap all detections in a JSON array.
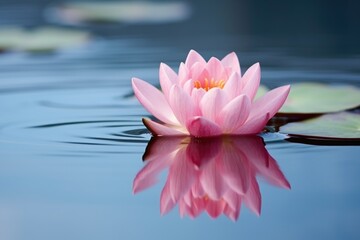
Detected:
[
  {"left": 51, "top": 1, "right": 191, "bottom": 25},
  {"left": 0, "top": 28, "right": 23, "bottom": 51},
  {"left": 280, "top": 112, "right": 360, "bottom": 140},
  {"left": 279, "top": 83, "right": 360, "bottom": 114},
  {"left": 0, "top": 27, "right": 90, "bottom": 53}
]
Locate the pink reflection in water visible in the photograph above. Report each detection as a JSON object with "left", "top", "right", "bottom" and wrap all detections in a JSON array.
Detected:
[{"left": 133, "top": 136, "right": 290, "bottom": 221}]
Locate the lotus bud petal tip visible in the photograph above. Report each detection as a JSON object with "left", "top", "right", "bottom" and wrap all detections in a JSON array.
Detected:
[{"left": 132, "top": 50, "right": 290, "bottom": 137}]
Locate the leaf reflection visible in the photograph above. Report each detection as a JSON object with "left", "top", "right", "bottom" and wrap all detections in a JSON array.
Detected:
[{"left": 133, "top": 136, "right": 290, "bottom": 221}]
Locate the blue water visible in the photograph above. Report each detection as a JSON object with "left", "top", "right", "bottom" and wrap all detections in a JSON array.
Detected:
[{"left": 0, "top": 0, "right": 360, "bottom": 239}]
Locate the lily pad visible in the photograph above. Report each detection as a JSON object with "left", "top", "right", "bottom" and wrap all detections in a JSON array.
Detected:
[
  {"left": 51, "top": 1, "right": 191, "bottom": 25},
  {"left": 279, "top": 83, "right": 360, "bottom": 114},
  {"left": 0, "top": 27, "right": 90, "bottom": 53},
  {"left": 280, "top": 112, "right": 360, "bottom": 140}
]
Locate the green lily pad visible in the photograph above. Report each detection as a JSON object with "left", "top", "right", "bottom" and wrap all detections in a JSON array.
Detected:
[
  {"left": 0, "top": 27, "right": 90, "bottom": 53},
  {"left": 53, "top": 1, "right": 191, "bottom": 24},
  {"left": 279, "top": 83, "right": 360, "bottom": 114},
  {"left": 280, "top": 112, "right": 360, "bottom": 140},
  {"left": 0, "top": 28, "right": 22, "bottom": 51}
]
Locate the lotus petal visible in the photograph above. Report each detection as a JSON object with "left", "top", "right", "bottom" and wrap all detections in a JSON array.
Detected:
[
  {"left": 240, "top": 63, "right": 261, "bottom": 101},
  {"left": 200, "top": 88, "right": 227, "bottom": 123},
  {"left": 132, "top": 78, "right": 179, "bottom": 125},
  {"left": 219, "top": 94, "right": 251, "bottom": 133},
  {"left": 168, "top": 85, "right": 195, "bottom": 126},
  {"left": 142, "top": 118, "right": 186, "bottom": 136},
  {"left": 235, "top": 113, "right": 270, "bottom": 135},
  {"left": 185, "top": 49, "right": 206, "bottom": 68},
  {"left": 186, "top": 117, "right": 222, "bottom": 137},
  {"left": 251, "top": 85, "right": 291, "bottom": 119},
  {"left": 132, "top": 50, "right": 289, "bottom": 137},
  {"left": 159, "top": 63, "right": 177, "bottom": 100},
  {"left": 221, "top": 52, "right": 241, "bottom": 75},
  {"left": 223, "top": 72, "right": 242, "bottom": 99}
]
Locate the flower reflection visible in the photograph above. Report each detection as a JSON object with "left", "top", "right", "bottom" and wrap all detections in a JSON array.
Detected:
[{"left": 133, "top": 136, "right": 290, "bottom": 221}]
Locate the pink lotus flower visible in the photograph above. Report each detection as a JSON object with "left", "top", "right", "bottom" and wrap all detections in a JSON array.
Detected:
[
  {"left": 133, "top": 136, "right": 290, "bottom": 221},
  {"left": 132, "top": 50, "right": 290, "bottom": 137}
]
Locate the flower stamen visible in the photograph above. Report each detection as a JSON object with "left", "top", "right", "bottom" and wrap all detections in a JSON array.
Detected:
[{"left": 194, "top": 78, "right": 225, "bottom": 91}]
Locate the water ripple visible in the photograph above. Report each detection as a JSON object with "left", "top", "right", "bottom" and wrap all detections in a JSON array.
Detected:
[{"left": 30, "top": 120, "right": 138, "bottom": 128}]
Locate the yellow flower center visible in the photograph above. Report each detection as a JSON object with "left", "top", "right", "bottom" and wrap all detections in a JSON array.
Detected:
[{"left": 194, "top": 78, "right": 225, "bottom": 91}]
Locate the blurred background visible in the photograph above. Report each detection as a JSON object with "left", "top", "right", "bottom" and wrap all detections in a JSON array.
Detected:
[
  {"left": 1, "top": 0, "right": 359, "bottom": 50},
  {"left": 0, "top": 0, "right": 359, "bottom": 90}
]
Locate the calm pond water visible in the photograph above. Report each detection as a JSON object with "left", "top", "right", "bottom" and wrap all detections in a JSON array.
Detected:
[{"left": 0, "top": 0, "right": 360, "bottom": 239}]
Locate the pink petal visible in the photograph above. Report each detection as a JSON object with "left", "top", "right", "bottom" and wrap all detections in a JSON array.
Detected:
[
  {"left": 243, "top": 175, "right": 261, "bottom": 216},
  {"left": 178, "top": 62, "right": 190, "bottom": 86},
  {"left": 231, "top": 136, "right": 269, "bottom": 167},
  {"left": 206, "top": 57, "right": 226, "bottom": 81},
  {"left": 159, "top": 63, "right": 177, "bottom": 100},
  {"left": 186, "top": 116, "right": 222, "bottom": 137},
  {"left": 191, "top": 88, "right": 206, "bottom": 116},
  {"left": 186, "top": 137, "right": 222, "bottom": 168},
  {"left": 142, "top": 137, "right": 184, "bottom": 161},
  {"left": 168, "top": 148, "right": 197, "bottom": 202},
  {"left": 200, "top": 88, "right": 227, "bottom": 123},
  {"left": 142, "top": 118, "right": 187, "bottom": 136},
  {"left": 132, "top": 156, "right": 169, "bottom": 194},
  {"left": 223, "top": 72, "right": 242, "bottom": 99},
  {"left": 185, "top": 197, "right": 204, "bottom": 218},
  {"left": 234, "top": 112, "right": 270, "bottom": 135},
  {"left": 220, "top": 144, "right": 250, "bottom": 195},
  {"left": 223, "top": 190, "right": 241, "bottom": 212},
  {"left": 221, "top": 52, "right": 241, "bottom": 75},
  {"left": 231, "top": 135, "right": 290, "bottom": 189},
  {"left": 199, "top": 157, "right": 225, "bottom": 200},
  {"left": 256, "top": 154, "right": 291, "bottom": 189},
  {"left": 205, "top": 199, "right": 226, "bottom": 219},
  {"left": 183, "top": 79, "right": 194, "bottom": 95},
  {"left": 250, "top": 85, "right": 290, "bottom": 120},
  {"left": 178, "top": 199, "right": 191, "bottom": 218},
  {"left": 185, "top": 49, "right": 206, "bottom": 69},
  {"left": 189, "top": 62, "right": 207, "bottom": 82},
  {"left": 218, "top": 94, "right": 251, "bottom": 133},
  {"left": 191, "top": 179, "right": 205, "bottom": 198},
  {"left": 132, "top": 176, "right": 157, "bottom": 194},
  {"left": 241, "top": 63, "right": 261, "bottom": 101},
  {"left": 168, "top": 85, "right": 195, "bottom": 126},
  {"left": 160, "top": 180, "right": 176, "bottom": 215},
  {"left": 179, "top": 197, "right": 203, "bottom": 219},
  {"left": 183, "top": 190, "right": 192, "bottom": 206},
  {"left": 133, "top": 137, "right": 186, "bottom": 193},
  {"left": 224, "top": 204, "right": 240, "bottom": 221},
  {"left": 132, "top": 78, "right": 178, "bottom": 125}
]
